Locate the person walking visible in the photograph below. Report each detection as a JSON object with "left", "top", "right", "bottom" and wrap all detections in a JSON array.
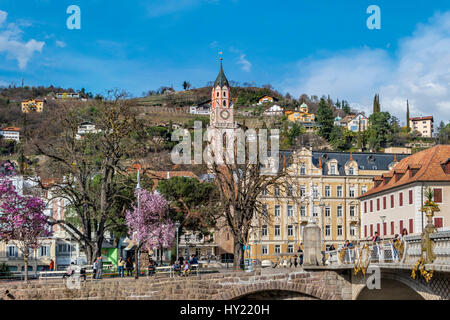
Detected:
[
  {"left": 95, "top": 256, "right": 103, "bottom": 280},
  {"left": 297, "top": 243, "right": 303, "bottom": 265},
  {"left": 126, "top": 257, "right": 133, "bottom": 276},
  {"left": 93, "top": 259, "right": 98, "bottom": 279},
  {"left": 49, "top": 259, "right": 55, "bottom": 272},
  {"left": 118, "top": 258, "right": 125, "bottom": 278}
]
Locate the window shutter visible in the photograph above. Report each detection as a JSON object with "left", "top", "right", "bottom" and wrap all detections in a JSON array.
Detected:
[
  {"left": 409, "top": 219, "right": 414, "bottom": 233},
  {"left": 364, "top": 225, "right": 367, "bottom": 238},
  {"left": 409, "top": 190, "right": 413, "bottom": 204},
  {"left": 400, "top": 220, "right": 404, "bottom": 234},
  {"left": 434, "top": 217, "right": 443, "bottom": 228},
  {"left": 383, "top": 197, "right": 386, "bottom": 210},
  {"left": 434, "top": 189, "right": 443, "bottom": 203},
  {"left": 391, "top": 221, "right": 394, "bottom": 235}
]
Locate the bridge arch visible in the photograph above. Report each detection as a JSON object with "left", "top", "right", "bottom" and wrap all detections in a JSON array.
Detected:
[
  {"left": 354, "top": 272, "right": 440, "bottom": 300},
  {"left": 214, "top": 281, "right": 335, "bottom": 300}
]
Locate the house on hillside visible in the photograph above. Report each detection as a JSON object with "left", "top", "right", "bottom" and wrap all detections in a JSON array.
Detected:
[
  {"left": 190, "top": 100, "right": 211, "bottom": 115},
  {"left": 75, "top": 122, "right": 100, "bottom": 140},
  {"left": 346, "top": 113, "right": 369, "bottom": 132},
  {"left": 257, "top": 95, "right": 278, "bottom": 105},
  {"left": 286, "top": 103, "right": 315, "bottom": 123},
  {"left": 409, "top": 116, "right": 434, "bottom": 138},
  {"left": 263, "top": 104, "right": 284, "bottom": 116},
  {"left": 21, "top": 99, "right": 44, "bottom": 113},
  {"left": 56, "top": 92, "right": 80, "bottom": 99},
  {"left": 0, "top": 127, "right": 20, "bottom": 142}
]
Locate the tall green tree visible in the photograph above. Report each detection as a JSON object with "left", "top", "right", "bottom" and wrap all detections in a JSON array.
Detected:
[
  {"left": 373, "top": 94, "right": 381, "bottom": 113},
  {"left": 406, "top": 100, "right": 410, "bottom": 131},
  {"left": 316, "top": 98, "right": 335, "bottom": 141},
  {"left": 367, "top": 111, "right": 392, "bottom": 151}
]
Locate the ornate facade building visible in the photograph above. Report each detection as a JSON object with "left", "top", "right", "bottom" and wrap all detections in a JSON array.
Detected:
[{"left": 248, "top": 148, "right": 408, "bottom": 261}]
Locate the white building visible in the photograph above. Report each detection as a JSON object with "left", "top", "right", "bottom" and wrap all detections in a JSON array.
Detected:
[
  {"left": 0, "top": 127, "right": 20, "bottom": 142},
  {"left": 75, "top": 122, "right": 100, "bottom": 140},
  {"left": 263, "top": 105, "right": 284, "bottom": 116}
]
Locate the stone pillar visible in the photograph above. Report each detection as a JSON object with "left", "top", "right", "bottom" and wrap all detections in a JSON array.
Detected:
[{"left": 303, "top": 220, "right": 322, "bottom": 266}]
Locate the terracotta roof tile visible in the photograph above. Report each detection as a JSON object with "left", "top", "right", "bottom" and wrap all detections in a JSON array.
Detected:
[{"left": 360, "top": 145, "right": 450, "bottom": 198}]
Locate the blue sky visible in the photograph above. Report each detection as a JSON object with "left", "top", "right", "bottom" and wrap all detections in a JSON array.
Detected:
[{"left": 1, "top": 0, "right": 450, "bottom": 124}]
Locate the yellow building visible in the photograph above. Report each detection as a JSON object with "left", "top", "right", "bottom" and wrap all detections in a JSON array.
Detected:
[
  {"left": 21, "top": 99, "right": 44, "bottom": 113},
  {"left": 248, "top": 148, "right": 408, "bottom": 262},
  {"left": 286, "top": 103, "right": 315, "bottom": 123}
]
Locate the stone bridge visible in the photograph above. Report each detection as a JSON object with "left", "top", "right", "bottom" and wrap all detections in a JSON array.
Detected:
[
  {"left": 1, "top": 265, "right": 449, "bottom": 300},
  {"left": 1, "top": 228, "right": 449, "bottom": 300}
]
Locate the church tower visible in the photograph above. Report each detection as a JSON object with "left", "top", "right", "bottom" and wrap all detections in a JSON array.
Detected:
[{"left": 210, "top": 58, "right": 234, "bottom": 128}]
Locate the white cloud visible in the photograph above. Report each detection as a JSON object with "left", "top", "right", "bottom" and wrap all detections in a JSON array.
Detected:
[
  {"left": 55, "top": 40, "right": 66, "bottom": 48},
  {"left": 0, "top": 10, "right": 45, "bottom": 69},
  {"left": 237, "top": 54, "right": 251, "bottom": 72},
  {"left": 283, "top": 11, "right": 450, "bottom": 124}
]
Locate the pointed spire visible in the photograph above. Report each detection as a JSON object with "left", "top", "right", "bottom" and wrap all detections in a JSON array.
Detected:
[
  {"left": 394, "top": 153, "right": 397, "bottom": 163},
  {"left": 214, "top": 58, "right": 230, "bottom": 88},
  {"left": 318, "top": 156, "right": 322, "bottom": 169},
  {"left": 350, "top": 151, "right": 353, "bottom": 161}
]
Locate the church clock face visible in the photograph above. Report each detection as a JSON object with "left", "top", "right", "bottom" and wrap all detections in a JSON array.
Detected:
[{"left": 220, "top": 110, "right": 230, "bottom": 120}]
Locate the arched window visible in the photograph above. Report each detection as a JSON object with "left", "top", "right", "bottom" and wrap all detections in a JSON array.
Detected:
[
  {"left": 217, "top": 92, "right": 220, "bottom": 97},
  {"left": 223, "top": 91, "right": 226, "bottom": 97},
  {"left": 223, "top": 100, "right": 227, "bottom": 107}
]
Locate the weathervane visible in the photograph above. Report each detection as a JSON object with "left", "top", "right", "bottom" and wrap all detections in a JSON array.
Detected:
[{"left": 219, "top": 51, "right": 223, "bottom": 61}]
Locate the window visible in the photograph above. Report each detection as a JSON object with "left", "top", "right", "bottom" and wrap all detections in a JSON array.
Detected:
[
  {"left": 361, "top": 186, "right": 367, "bottom": 195},
  {"left": 300, "top": 186, "right": 306, "bottom": 197},
  {"left": 261, "top": 225, "right": 268, "bottom": 237},
  {"left": 364, "top": 225, "right": 367, "bottom": 238},
  {"left": 325, "top": 186, "right": 331, "bottom": 197},
  {"left": 370, "top": 224, "right": 373, "bottom": 237},
  {"left": 350, "top": 206, "right": 355, "bottom": 217},
  {"left": 383, "top": 222, "right": 387, "bottom": 236},
  {"left": 287, "top": 245, "right": 293, "bottom": 253},
  {"left": 313, "top": 206, "right": 318, "bottom": 217},
  {"left": 287, "top": 185, "right": 293, "bottom": 196},
  {"left": 261, "top": 188, "right": 268, "bottom": 196},
  {"left": 349, "top": 167, "right": 354, "bottom": 175},
  {"left": 288, "top": 225, "right": 293, "bottom": 236},
  {"left": 325, "top": 207, "right": 331, "bottom": 217},
  {"left": 370, "top": 200, "right": 373, "bottom": 212},
  {"left": 39, "top": 246, "right": 50, "bottom": 257},
  {"left": 434, "top": 217, "right": 443, "bottom": 228},
  {"left": 364, "top": 201, "right": 367, "bottom": 214},
  {"left": 409, "top": 219, "right": 414, "bottom": 234},
  {"left": 391, "top": 195, "right": 394, "bottom": 208},
  {"left": 274, "top": 225, "right": 281, "bottom": 236},
  {"left": 409, "top": 190, "right": 413, "bottom": 205},
  {"left": 391, "top": 221, "right": 395, "bottom": 235},
  {"left": 434, "top": 188, "right": 443, "bottom": 203},
  {"left": 325, "top": 225, "right": 331, "bottom": 236},
  {"left": 383, "top": 197, "right": 387, "bottom": 210},
  {"left": 337, "top": 225, "right": 343, "bottom": 236},
  {"left": 337, "top": 186, "right": 343, "bottom": 197},
  {"left": 337, "top": 206, "right": 343, "bottom": 217},
  {"left": 262, "top": 204, "right": 268, "bottom": 215},
  {"left": 223, "top": 100, "right": 227, "bottom": 106},
  {"left": 274, "top": 205, "right": 281, "bottom": 217},
  {"left": 377, "top": 198, "right": 380, "bottom": 211},
  {"left": 399, "top": 192, "right": 403, "bottom": 207},
  {"left": 7, "top": 245, "right": 18, "bottom": 257},
  {"left": 350, "top": 226, "right": 355, "bottom": 236},
  {"left": 399, "top": 220, "right": 404, "bottom": 234},
  {"left": 300, "top": 206, "right": 306, "bottom": 217},
  {"left": 287, "top": 205, "right": 293, "bottom": 217},
  {"left": 274, "top": 187, "right": 280, "bottom": 197},
  {"left": 262, "top": 245, "right": 268, "bottom": 255},
  {"left": 300, "top": 164, "right": 306, "bottom": 175},
  {"left": 275, "top": 245, "right": 281, "bottom": 254},
  {"left": 330, "top": 164, "right": 337, "bottom": 175},
  {"left": 349, "top": 186, "right": 355, "bottom": 198},
  {"left": 376, "top": 223, "right": 380, "bottom": 234},
  {"left": 313, "top": 186, "right": 319, "bottom": 197}
]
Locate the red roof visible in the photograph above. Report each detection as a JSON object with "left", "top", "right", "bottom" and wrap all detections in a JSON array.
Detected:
[
  {"left": 360, "top": 145, "right": 450, "bottom": 198},
  {"left": 1, "top": 127, "right": 20, "bottom": 132},
  {"left": 410, "top": 116, "right": 433, "bottom": 121}
]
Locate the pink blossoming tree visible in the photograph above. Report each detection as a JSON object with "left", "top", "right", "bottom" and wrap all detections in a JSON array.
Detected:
[
  {"left": 0, "top": 163, "right": 51, "bottom": 281},
  {"left": 125, "top": 190, "right": 175, "bottom": 277}
]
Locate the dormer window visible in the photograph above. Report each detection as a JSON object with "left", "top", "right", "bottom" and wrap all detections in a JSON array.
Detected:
[
  {"left": 300, "top": 164, "right": 306, "bottom": 175},
  {"left": 349, "top": 167, "right": 354, "bottom": 175},
  {"left": 330, "top": 164, "right": 336, "bottom": 175}
]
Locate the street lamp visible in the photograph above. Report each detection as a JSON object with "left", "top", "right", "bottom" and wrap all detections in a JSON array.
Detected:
[
  {"left": 175, "top": 221, "right": 181, "bottom": 262},
  {"left": 135, "top": 169, "right": 141, "bottom": 279}
]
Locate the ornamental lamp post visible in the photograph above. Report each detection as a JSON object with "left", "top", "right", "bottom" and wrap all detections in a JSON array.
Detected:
[
  {"left": 135, "top": 169, "right": 141, "bottom": 279},
  {"left": 175, "top": 221, "right": 181, "bottom": 262}
]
